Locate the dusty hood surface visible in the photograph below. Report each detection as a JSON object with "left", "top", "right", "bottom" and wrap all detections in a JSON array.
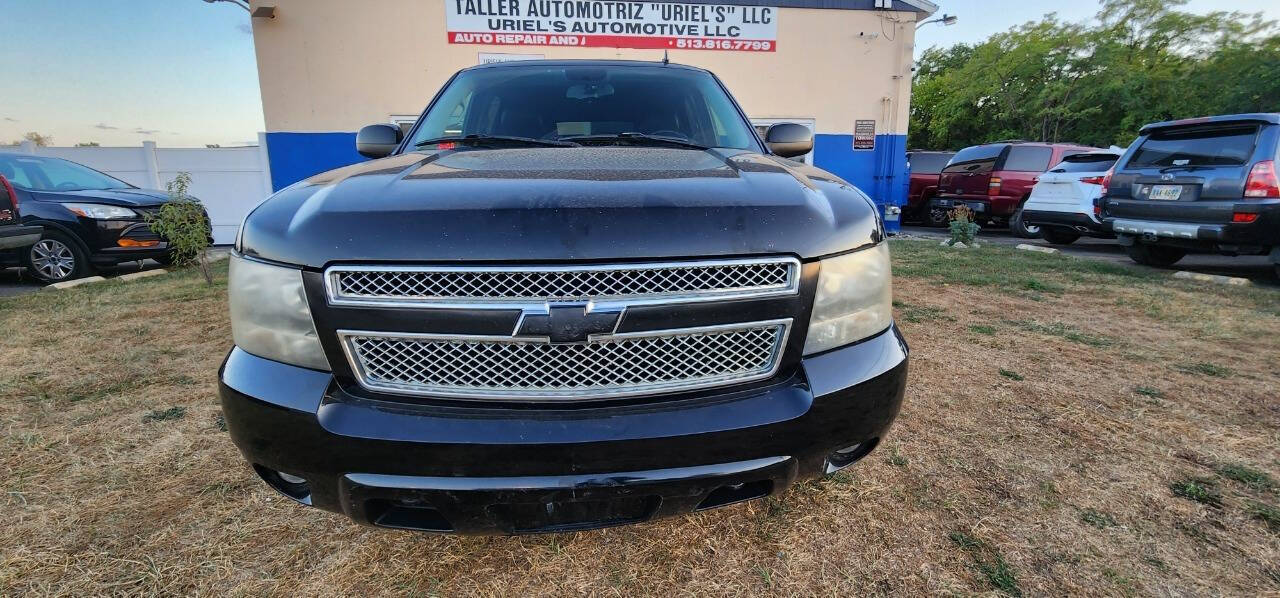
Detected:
[{"left": 239, "top": 147, "right": 882, "bottom": 267}]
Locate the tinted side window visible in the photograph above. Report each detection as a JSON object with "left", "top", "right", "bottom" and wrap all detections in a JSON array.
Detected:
[
  {"left": 1002, "top": 146, "right": 1053, "bottom": 171},
  {"left": 943, "top": 144, "right": 1004, "bottom": 174},
  {"left": 1128, "top": 125, "right": 1258, "bottom": 167}
]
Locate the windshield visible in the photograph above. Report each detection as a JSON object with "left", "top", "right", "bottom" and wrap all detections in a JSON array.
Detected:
[
  {"left": 407, "top": 64, "right": 759, "bottom": 151},
  {"left": 1128, "top": 125, "right": 1258, "bottom": 168},
  {"left": 0, "top": 154, "right": 133, "bottom": 192},
  {"left": 908, "top": 152, "right": 953, "bottom": 174}
]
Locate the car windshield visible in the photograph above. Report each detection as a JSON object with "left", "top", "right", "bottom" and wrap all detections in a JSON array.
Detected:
[
  {"left": 0, "top": 154, "right": 133, "bottom": 192},
  {"left": 908, "top": 152, "right": 953, "bottom": 174},
  {"left": 1128, "top": 125, "right": 1258, "bottom": 168},
  {"left": 407, "top": 64, "right": 759, "bottom": 151}
]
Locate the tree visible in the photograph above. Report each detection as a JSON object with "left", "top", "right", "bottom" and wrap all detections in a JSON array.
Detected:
[
  {"left": 75, "top": 142, "right": 100, "bottom": 147},
  {"left": 9, "top": 131, "right": 52, "bottom": 147},
  {"left": 909, "top": 0, "right": 1279, "bottom": 150}
]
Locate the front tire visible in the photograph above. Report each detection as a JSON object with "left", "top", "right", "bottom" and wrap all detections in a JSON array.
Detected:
[
  {"left": 22, "top": 230, "right": 91, "bottom": 283},
  {"left": 1126, "top": 244, "right": 1186, "bottom": 267},
  {"left": 1040, "top": 228, "right": 1081, "bottom": 245},
  {"left": 1010, "top": 207, "right": 1040, "bottom": 238}
]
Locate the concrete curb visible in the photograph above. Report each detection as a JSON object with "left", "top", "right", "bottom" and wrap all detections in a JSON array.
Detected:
[
  {"left": 43, "top": 276, "right": 107, "bottom": 291},
  {"left": 1016, "top": 244, "right": 1059, "bottom": 254},
  {"left": 116, "top": 269, "right": 168, "bottom": 282},
  {"left": 1172, "top": 271, "right": 1252, "bottom": 286}
]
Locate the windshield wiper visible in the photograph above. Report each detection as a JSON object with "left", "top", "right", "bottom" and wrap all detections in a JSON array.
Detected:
[
  {"left": 413, "top": 134, "right": 578, "bottom": 149},
  {"left": 1158, "top": 164, "right": 1216, "bottom": 173},
  {"left": 564, "top": 132, "right": 710, "bottom": 150}
]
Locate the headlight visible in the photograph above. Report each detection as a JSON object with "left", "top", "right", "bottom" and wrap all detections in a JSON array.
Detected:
[
  {"left": 228, "top": 255, "right": 330, "bottom": 370},
  {"left": 64, "top": 203, "right": 137, "bottom": 219},
  {"left": 803, "top": 242, "right": 893, "bottom": 355}
]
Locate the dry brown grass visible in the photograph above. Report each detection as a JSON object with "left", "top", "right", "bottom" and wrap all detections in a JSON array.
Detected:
[{"left": 2, "top": 242, "right": 1278, "bottom": 596}]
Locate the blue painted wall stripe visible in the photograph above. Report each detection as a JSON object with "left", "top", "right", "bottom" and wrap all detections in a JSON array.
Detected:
[{"left": 263, "top": 132, "right": 909, "bottom": 215}]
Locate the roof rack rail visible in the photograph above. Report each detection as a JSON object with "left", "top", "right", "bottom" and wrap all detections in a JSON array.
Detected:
[{"left": 988, "top": 139, "right": 1030, "bottom": 144}]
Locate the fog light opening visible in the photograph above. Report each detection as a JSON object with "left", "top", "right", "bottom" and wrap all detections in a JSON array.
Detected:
[
  {"left": 824, "top": 437, "right": 880, "bottom": 475},
  {"left": 253, "top": 464, "right": 312, "bottom": 505}
]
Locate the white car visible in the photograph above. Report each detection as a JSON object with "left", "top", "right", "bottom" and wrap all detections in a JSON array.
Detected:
[{"left": 1022, "top": 150, "right": 1121, "bottom": 244}]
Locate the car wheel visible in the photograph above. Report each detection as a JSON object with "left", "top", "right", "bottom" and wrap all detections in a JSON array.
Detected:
[
  {"left": 926, "top": 205, "right": 949, "bottom": 228},
  {"left": 1010, "top": 208, "right": 1040, "bottom": 238},
  {"left": 1126, "top": 244, "right": 1186, "bottom": 268},
  {"left": 23, "top": 231, "right": 91, "bottom": 283},
  {"left": 1039, "top": 228, "right": 1081, "bottom": 245}
]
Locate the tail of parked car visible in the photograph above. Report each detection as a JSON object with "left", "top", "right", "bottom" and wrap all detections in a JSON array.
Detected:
[
  {"left": 1021, "top": 150, "right": 1122, "bottom": 245},
  {"left": 905, "top": 150, "right": 954, "bottom": 223},
  {"left": 1101, "top": 113, "right": 1280, "bottom": 272},
  {"left": 929, "top": 141, "right": 1100, "bottom": 233}
]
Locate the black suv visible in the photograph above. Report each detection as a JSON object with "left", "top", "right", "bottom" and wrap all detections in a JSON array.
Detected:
[
  {"left": 220, "top": 61, "right": 908, "bottom": 535},
  {"left": 1102, "top": 113, "right": 1280, "bottom": 272}
]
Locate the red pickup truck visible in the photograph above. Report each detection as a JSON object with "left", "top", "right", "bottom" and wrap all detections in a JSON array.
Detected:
[
  {"left": 905, "top": 150, "right": 954, "bottom": 224},
  {"left": 927, "top": 141, "right": 1098, "bottom": 234}
]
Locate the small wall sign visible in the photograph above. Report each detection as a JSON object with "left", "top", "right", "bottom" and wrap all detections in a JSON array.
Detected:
[{"left": 853, "top": 120, "right": 876, "bottom": 150}]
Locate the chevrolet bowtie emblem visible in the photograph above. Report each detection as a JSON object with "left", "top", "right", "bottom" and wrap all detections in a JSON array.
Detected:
[{"left": 515, "top": 303, "right": 622, "bottom": 344}]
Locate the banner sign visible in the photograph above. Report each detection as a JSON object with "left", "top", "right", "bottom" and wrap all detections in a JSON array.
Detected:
[
  {"left": 446, "top": 0, "right": 778, "bottom": 52},
  {"left": 853, "top": 119, "right": 876, "bottom": 150}
]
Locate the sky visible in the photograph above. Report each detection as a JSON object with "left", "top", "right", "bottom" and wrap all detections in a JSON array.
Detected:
[{"left": 2, "top": 0, "right": 1277, "bottom": 148}]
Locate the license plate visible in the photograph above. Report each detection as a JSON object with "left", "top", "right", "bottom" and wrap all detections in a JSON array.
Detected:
[{"left": 1149, "top": 185, "right": 1182, "bottom": 200}]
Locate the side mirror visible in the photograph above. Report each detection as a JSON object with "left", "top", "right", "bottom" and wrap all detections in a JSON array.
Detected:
[
  {"left": 765, "top": 123, "right": 813, "bottom": 158},
  {"left": 355, "top": 123, "right": 404, "bottom": 158}
]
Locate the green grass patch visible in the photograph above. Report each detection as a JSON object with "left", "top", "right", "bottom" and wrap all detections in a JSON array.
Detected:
[
  {"left": 949, "top": 531, "right": 1022, "bottom": 596},
  {"left": 1176, "top": 362, "right": 1234, "bottom": 378},
  {"left": 1170, "top": 477, "right": 1223, "bottom": 508},
  {"left": 999, "top": 369, "right": 1024, "bottom": 381},
  {"left": 1005, "top": 319, "right": 1115, "bottom": 348},
  {"left": 893, "top": 300, "right": 957, "bottom": 323},
  {"left": 969, "top": 324, "right": 997, "bottom": 335},
  {"left": 890, "top": 239, "right": 1153, "bottom": 298},
  {"left": 1133, "top": 386, "right": 1164, "bottom": 398},
  {"left": 1081, "top": 508, "right": 1117, "bottom": 528},
  {"left": 142, "top": 406, "right": 187, "bottom": 423},
  {"left": 1247, "top": 502, "right": 1280, "bottom": 532},
  {"left": 1217, "top": 464, "right": 1275, "bottom": 491}
]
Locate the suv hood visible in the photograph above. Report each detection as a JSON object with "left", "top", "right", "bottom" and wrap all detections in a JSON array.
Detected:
[
  {"left": 240, "top": 147, "right": 883, "bottom": 267},
  {"left": 33, "top": 187, "right": 171, "bottom": 207}
]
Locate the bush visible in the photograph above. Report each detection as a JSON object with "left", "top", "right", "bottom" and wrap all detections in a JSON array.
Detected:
[
  {"left": 146, "top": 172, "right": 212, "bottom": 283},
  {"left": 947, "top": 205, "right": 981, "bottom": 246}
]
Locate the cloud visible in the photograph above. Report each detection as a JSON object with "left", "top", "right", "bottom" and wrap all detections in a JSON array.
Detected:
[
  {"left": 133, "top": 127, "right": 160, "bottom": 135},
  {"left": 94, "top": 123, "right": 118, "bottom": 130},
  {"left": 3, "top": 117, "right": 17, "bottom": 122}
]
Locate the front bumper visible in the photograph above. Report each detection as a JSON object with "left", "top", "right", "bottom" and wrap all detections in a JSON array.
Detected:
[{"left": 219, "top": 325, "right": 909, "bottom": 535}]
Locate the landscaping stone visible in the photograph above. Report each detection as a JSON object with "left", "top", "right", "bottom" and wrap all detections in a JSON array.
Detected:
[
  {"left": 1173, "top": 271, "right": 1252, "bottom": 286},
  {"left": 1016, "top": 244, "right": 1058, "bottom": 254},
  {"left": 43, "top": 276, "right": 107, "bottom": 291},
  {"left": 116, "top": 269, "right": 168, "bottom": 282}
]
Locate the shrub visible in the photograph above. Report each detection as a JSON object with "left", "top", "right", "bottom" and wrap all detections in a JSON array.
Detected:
[
  {"left": 146, "top": 172, "right": 212, "bottom": 283},
  {"left": 947, "top": 205, "right": 981, "bottom": 246}
]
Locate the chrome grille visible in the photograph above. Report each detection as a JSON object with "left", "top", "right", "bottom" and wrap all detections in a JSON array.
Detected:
[
  {"left": 326, "top": 258, "right": 799, "bottom": 307},
  {"left": 339, "top": 321, "right": 790, "bottom": 401}
]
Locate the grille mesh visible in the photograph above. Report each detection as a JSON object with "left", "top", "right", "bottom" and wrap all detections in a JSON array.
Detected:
[
  {"left": 343, "top": 323, "right": 787, "bottom": 400},
  {"left": 330, "top": 260, "right": 795, "bottom": 303}
]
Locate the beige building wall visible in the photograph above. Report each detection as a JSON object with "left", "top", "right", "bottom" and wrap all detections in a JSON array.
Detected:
[{"left": 248, "top": 0, "right": 917, "bottom": 136}]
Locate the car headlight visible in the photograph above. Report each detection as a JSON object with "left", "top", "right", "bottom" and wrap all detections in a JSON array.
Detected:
[
  {"left": 228, "top": 254, "right": 330, "bottom": 370},
  {"left": 64, "top": 203, "right": 137, "bottom": 219},
  {"left": 803, "top": 242, "right": 893, "bottom": 355}
]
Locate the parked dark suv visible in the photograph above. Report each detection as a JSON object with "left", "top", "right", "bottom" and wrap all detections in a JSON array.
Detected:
[
  {"left": 929, "top": 141, "right": 1098, "bottom": 233},
  {"left": 1102, "top": 114, "right": 1280, "bottom": 272},
  {"left": 0, "top": 153, "right": 188, "bottom": 282},
  {"left": 220, "top": 60, "right": 908, "bottom": 535}
]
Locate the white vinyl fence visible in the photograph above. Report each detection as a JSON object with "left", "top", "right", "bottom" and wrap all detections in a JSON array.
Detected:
[{"left": 15, "top": 134, "right": 273, "bottom": 245}]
